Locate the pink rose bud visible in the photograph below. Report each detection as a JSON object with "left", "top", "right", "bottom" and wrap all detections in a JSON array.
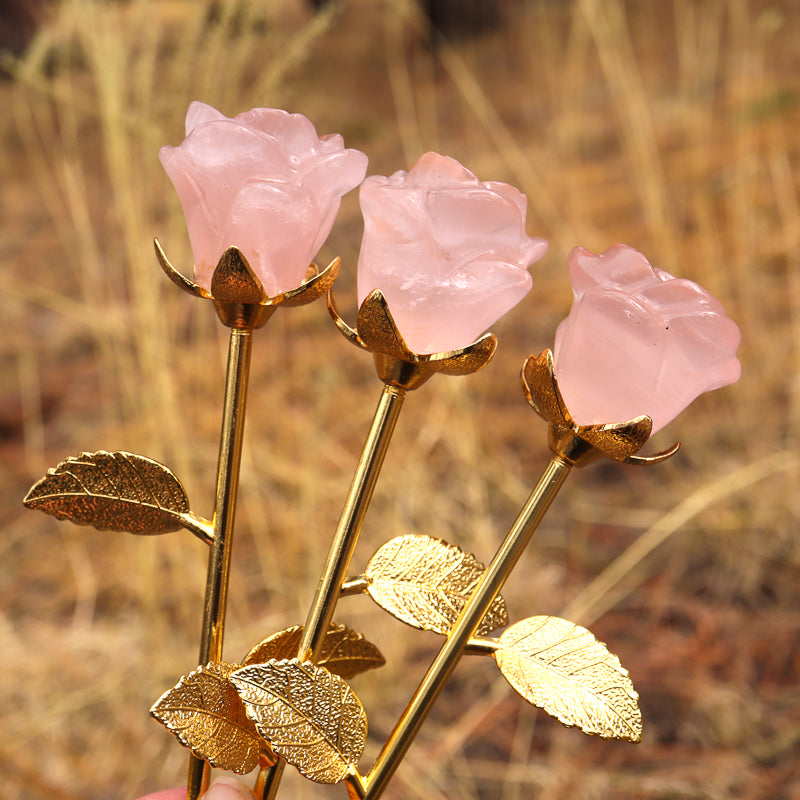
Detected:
[
  {"left": 553, "top": 244, "right": 741, "bottom": 433},
  {"left": 160, "top": 101, "right": 368, "bottom": 296},
  {"left": 357, "top": 152, "right": 548, "bottom": 354}
]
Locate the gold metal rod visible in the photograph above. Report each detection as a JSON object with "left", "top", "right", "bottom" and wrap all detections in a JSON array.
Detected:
[
  {"left": 298, "top": 383, "right": 405, "bottom": 663},
  {"left": 340, "top": 575, "right": 370, "bottom": 596},
  {"left": 188, "top": 327, "right": 254, "bottom": 800},
  {"left": 256, "top": 758, "right": 285, "bottom": 800},
  {"left": 360, "top": 455, "right": 572, "bottom": 800},
  {"left": 258, "top": 384, "right": 405, "bottom": 800}
]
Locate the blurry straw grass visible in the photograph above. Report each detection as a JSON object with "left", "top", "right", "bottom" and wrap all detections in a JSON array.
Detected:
[{"left": 2, "top": 0, "right": 799, "bottom": 798}]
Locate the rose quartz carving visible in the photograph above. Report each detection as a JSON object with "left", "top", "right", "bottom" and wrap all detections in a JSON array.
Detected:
[
  {"left": 160, "top": 101, "right": 368, "bottom": 296},
  {"left": 553, "top": 245, "right": 741, "bottom": 433},
  {"left": 357, "top": 152, "right": 548, "bottom": 354}
]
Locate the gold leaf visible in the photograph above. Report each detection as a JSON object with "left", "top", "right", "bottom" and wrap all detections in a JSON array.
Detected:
[
  {"left": 494, "top": 616, "right": 642, "bottom": 741},
  {"left": 150, "top": 662, "right": 267, "bottom": 774},
  {"left": 364, "top": 534, "right": 508, "bottom": 635},
  {"left": 231, "top": 659, "right": 367, "bottom": 784},
  {"left": 242, "top": 624, "right": 385, "bottom": 679},
  {"left": 23, "top": 451, "right": 190, "bottom": 534}
]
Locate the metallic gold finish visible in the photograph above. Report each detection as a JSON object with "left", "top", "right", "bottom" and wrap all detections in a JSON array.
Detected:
[
  {"left": 257, "top": 760, "right": 286, "bottom": 800},
  {"left": 360, "top": 455, "right": 572, "bottom": 800},
  {"left": 150, "top": 662, "right": 269, "bottom": 774},
  {"left": 154, "top": 238, "right": 211, "bottom": 299},
  {"left": 188, "top": 325, "right": 253, "bottom": 800},
  {"left": 23, "top": 450, "right": 197, "bottom": 536},
  {"left": 280, "top": 258, "right": 341, "bottom": 307},
  {"left": 254, "top": 754, "right": 282, "bottom": 799},
  {"left": 242, "top": 624, "right": 385, "bottom": 679},
  {"left": 154, "top": 239, "right": 341, "bottom": 329},
  {"left": 255, "top": 381, "right": 408, "bottom": 800},
  {"left": 231, "top": 659, "right": 368, "bottom": 784},
  {"left": 177, "top": 511, "right": 215, "bottom": 545},
  {"left": 327, "top": 289, "right": 498, "bottom": 390},
  {"left": 296, "top": 384, "right": 405, "bottom": 665},
  {"left": 363, "top": 534, "right": 508, "bottom": 635},
  {"left": 211, "top": 248, "right": 268, "bottom": 305},
  {"left": 211, "top": 248, "right": 276, "bottom": 329},
  {"left": 340, "top": 576, "right": 370, "bottom": 596},
  {"left": 521, "top": 350, "right": 680, "bottom": 466},
  {"left": 345, "top": 769, "right": 367, "bottom": 800},
  {"left": 493, "top": 616, "right": 642, "bottom": 741},
  {"left": 29, "top": 235, "right": 688, "bottom": 799},
  {"left": 463, "top": 637, "right": 501, "bottom": 656}
]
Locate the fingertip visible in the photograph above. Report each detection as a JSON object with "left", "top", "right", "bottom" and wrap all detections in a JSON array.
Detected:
[{"left": 202, "top": 776, "right": 254, "bottom": 800}]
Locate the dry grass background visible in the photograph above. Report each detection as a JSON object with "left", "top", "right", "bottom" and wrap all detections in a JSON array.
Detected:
[{"left": 1, "top": 0, "right": 799, "bottom": 798}]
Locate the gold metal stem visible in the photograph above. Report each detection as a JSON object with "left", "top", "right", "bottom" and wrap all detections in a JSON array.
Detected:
[
  {"left": 340, "top": 576, "right": 371, "bottom": 596},
  {"left": 188, "top": 327, "right": 253, "bottom": 800},
  {"left": 298, "top": 383, "right": 406, "bottom": 662},
  {"left": 256, "top": 758, "right": 285, "bottom": 800},
  {"left": 360, "top": 455, "right": 572, "bottom": 800},
  {"left": 258, "top": 384, "right": 406, "bottom": 800}
]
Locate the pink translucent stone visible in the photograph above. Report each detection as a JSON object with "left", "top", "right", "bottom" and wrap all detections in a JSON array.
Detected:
[
  {"left": 357, "top": 152, "right": 548, "bottom": 354},
  {"left": 160, "top": 101, "right": 368, "bottom": 296},
  {"left": 553, "top": 245, "right": 741, "bottom": 433}
]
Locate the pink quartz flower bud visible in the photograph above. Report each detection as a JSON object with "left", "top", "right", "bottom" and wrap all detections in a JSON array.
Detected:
[
  {"left": 160, "top": 101, "right": 368, "bottom": 296},
  {"left": 553, "top": 244, "right": 741, "bottom": 434},
  {"left": 357, "top": 151, "right": 548, "bottom": 354}
]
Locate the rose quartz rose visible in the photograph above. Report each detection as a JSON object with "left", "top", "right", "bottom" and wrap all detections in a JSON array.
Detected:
[
  {"left": 160, "top": 101, "right": 368, "bottom": 296},
  {"left": 357, "top": 152, "right": 548, "bottom": 354},
  {"left": 553, "top": 245, "right": 741, "bottom": 433}
]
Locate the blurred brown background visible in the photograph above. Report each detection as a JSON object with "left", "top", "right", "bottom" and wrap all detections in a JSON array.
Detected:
[{"left": 1, "top": 1, "right": 798, "bottom": 798}]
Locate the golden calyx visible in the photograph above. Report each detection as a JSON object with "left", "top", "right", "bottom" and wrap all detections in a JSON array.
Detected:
[
  {"left": 327, "top": 288, "right": 497, "bottom": 391},
  {"left": 521, "top": 350, "right": 680, "bottom": 467},
  {"left": 154, "top": 238, "right": 340, "bottom": 329}
]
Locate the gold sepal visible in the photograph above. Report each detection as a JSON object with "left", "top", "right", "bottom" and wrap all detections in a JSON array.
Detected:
[
  {"left": 280, "top": 257, "right": 341, "bottom": 307},
  {"left": 154, "top": 238, "right": 211, "bottom": 299},
  {"left": 150, "top": 662, "right": 272, "bottom": 774},
  {"left": 426, "top": 332, "right": 497, "bottom": 376},
  {"left": 231, "top": 659, "right": 368, "bottom": 784},
  {"left": 23, "top": 450, "right": 212, "bottom": 541},
  {"left": 493, "top": 616, "right": 642, "bottom": 742},
  {"left": 211, "top": 247, "right": 268, "bottom": 305},
  {"left": 521, "top": 350, "right": 680, "bottom": 466},
  {"left": 363, "top": 534, "right": 509, "bottom": 635},
  {"left": 356, "top": 289, "right": 411, "bottom": 360},
  {"left": 242, "top": 623, "right": 385, "bottom": 679},
  {"left": 327, "top": 289, "right": 498, "bottom": 390},
  {"left": 155, "top": 239, "right": 341, "bottom": 329}
]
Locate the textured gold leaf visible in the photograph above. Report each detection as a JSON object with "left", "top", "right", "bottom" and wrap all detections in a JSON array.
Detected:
[
  {"left": 242, "top": 624, "right": 385, "bottom": 679},
  {"left": 24, "top": 451, "right": 190, "bottom": 534},
  {"left": 494, "top": 616, "right": 642, "bottom": 741},
  {"left": 231, "top": 659, "right": 367, "bottom": 784},
  {"left": 364, "top": 534, "right": 508, "bottom": 635},
  {"left": 150, "top": 662, "right": 267, "bottom": 774}
]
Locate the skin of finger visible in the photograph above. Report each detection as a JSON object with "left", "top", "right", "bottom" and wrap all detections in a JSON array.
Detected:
[
  {"left": 133, "top": 788, "right": 185, "bottom": 800},
  {"left": 134, "top": 776, "right": 254, "bottom": 800}
]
